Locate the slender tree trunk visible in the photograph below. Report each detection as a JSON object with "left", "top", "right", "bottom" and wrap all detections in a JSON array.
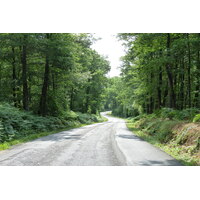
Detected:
[
  {"left": 28, "top": 78, "right": 31, "bottom": 105},
  {"left": 39, "top": 33, "right": 50, "bottom": 116},
  {"left": 165, "top": 33, "right": 176, "bottom": 108},
  {"left": 149, "top": 72, "right": 154, "bottom": 113},
  {"left": 157, "top": 65, "right": 162, "bottom": 109},
  {"left": 52, "top": 72, "right": 55, "bottom": 92},
  {"left": 195, "top": 34, "right": 200, "bottom": 108},
  {"left": 21, "top": 34, "right": 29, "bottom": 110},
  {"left": 145, "top": 93, "right": 149, "bottom": 114},
  {"left": 85, "top": 85, "right": 90, "bottom": 113},
  {"left": 163, "top": 78, "right": 168, "bottom": 107},
  {"left": 187, "top": 33, "right": 191, "bottom": 108},
  {"left": 179, "top": 58, "right": 185, "bottom": 110},
  {"left": 12, "top": 47, "right": 17, "bottom": 107},
  {"left": 70, "top": 87, "right": 74, "bottom": 110},
  {"left": 149, "top": 96, "right": 153, "bottom": 113}
]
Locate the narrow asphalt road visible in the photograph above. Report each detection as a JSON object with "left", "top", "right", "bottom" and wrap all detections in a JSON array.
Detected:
[{"left": 0, "top": 112, "right": 181, "bottom": 166}]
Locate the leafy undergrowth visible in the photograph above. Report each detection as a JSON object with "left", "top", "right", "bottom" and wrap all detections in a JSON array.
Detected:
[
  {"left": 0, "top": 103, "right": 106, "bottom": 150},
  {"left": 126, "top": 117, "right": 200, "bottom": 166}
]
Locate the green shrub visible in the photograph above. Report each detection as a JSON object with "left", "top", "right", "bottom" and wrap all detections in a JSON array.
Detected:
[
  {"left": 134, "top": 116, "right": 180, "bottom": 143},
  {"left": 176, "top": 108, "right": 199, "bottom": 121},
  {"left": 193, "top": 114, "right": 200, "bottom": 123},
  {"left": 133, "top": 118, "right": 152, "bottom": 129},
  {"left": 61, "top": 111, "right": 78, "bottom": 121},
  {"left": 0, "top": 103, "right": 102, "bottom": 143},
  {"left": 127, "top": 114, "right": 147, "bottom": 122},
  {"left": 157, "top": 107, "right": 200, "bottom": 121},
  {"left": 155, "top": 121, "right": 179, "bottom": 143},
  {"left": 0, "top": 120, "right": 6, "bottom": 143},
  {"left": 144, "top": 119, "right": 162, "bottom": 134},
  {"left": 159, "top": 108, "right": 177, "bottom": 119},
  {"left": 77, "top": 112, "right": 98, "bottom": 124},
  {"left": 0, "top": 104, "right": 61, "bottom": 142}
]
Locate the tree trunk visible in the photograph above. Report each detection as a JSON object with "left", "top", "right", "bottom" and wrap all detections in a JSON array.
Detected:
[
  {"left": 149, "top": 72, "right": 154, "bottom": 113},
  {"left": 195, "top": 34, "right": 200, "bottom": 108},
  {"left": 52, "top": 72, "right": 55, "bottom": 92},
  {"left": 39, "top": 33, "right": 50, "bottom": 116},
  {"left": 21, "top": 34, "right": 29, "bottom": 110},
  {"left": 149, "top": 96, "right": 154, "bottom": 113},
  {"left": 163, "top": 81, "right": 168, "bottom": 107},
  {"left": 70, "top": 87, "right": 74, "bottom": 110},
  {"left": 179, "top": 58, "right": 185, "bottom": 109},
  {"left": 157, "top": 65, "right": 162, "bottom": 109},
  {"left": 85, "top": 85, "right": 90, "bottom": 113},
  {"left": 187, "top": 33, "right": 191, "bottom": 108},
  {"left": 12, "top": 47, "right": 17, "bottom": 107},
  {"left": 165, "top": 33, "right": 176, "bottom": 109}
]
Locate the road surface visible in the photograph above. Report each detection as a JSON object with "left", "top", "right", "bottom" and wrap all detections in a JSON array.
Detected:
[{"left": 0, "top": 112, "right": 181, "bottom": 166}]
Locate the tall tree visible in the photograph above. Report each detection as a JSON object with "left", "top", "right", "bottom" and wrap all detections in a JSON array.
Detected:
[
  {"left": 12, "top": 46, "right": 17, "bottom": 107},
  {"left": 38, "top": 33, "right": 50, "bottom": 116},
  {"left": 21, "top": 34, "right": 29, "bottom": 110},
  {"left": 187, "top": 33, "right": 191, "bottom": 108},
  {"left": 165, "top": 33, "right": 176, "bottom": 108}
]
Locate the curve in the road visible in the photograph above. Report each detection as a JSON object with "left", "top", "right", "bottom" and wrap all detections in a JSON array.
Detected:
[{"left": 0, "top": 112, "right": 182, "bottom": 166}]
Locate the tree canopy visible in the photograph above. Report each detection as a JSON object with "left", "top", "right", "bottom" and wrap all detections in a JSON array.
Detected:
[
  {"left": 0, "top": 33, "right": 110, "bottom": 116},
  {"left": 104, "top": 33, "right": 200, "bottom": 117}
]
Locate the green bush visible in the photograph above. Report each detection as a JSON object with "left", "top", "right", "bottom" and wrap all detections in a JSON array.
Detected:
[
  {"left": 0, "top": 120, "right": 6, "bottom": 143},
  {"left": 159, "top": 108, "right": 177, "bottom": 119},
  {"left": 144, "top": 119, "right": 162, "bottom": 134},
  {"left": 134, "top": 117, "right": 180, "bottom": 143},
  {"left": 156, "top": 108, "right": 200, "bottom": 121},
  {"left": 193, "top": 114, "right": 200, "bottom": 122},
  {"left": 61, "top": 111, "right": 78, "bottom": 121},
  {"left": 155, "top": 121, "right": 179, "bottom": 143},
  {"left": 0, "top": 103, "right": 102, "bottom": 143},
  {"left": 77, "top": 112, "right": 98, "bottom": 124},
  {"left": 175, "top": 108, "right": 199, "bottom": 121},
  {"left": 127, "top": 114, "right": 147, "bottom": 122},
  {"left": 1, "top": 104, "right": 47, "bottom": 140}
]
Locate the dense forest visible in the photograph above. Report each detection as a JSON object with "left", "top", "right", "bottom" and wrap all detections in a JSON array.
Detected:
[
  {"left": 103, "top": 33, "right": 200, "bottom": 165},
  {"left": 0, "top": 33, "right": 199, "bottom": 164},
  {"left": 0, "top": 33, "right": 110, "bottom": 144},
  {"left": 0, "top": 33, "right": 110, "bottom": 115},
  {"left": 105, "top": 33, "right": 200, "bottom": 118}
]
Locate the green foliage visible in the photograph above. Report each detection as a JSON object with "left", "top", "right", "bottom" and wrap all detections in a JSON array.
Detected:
[
  {"left": 127, "top": 114, "right": 147, "bottom": 122},
  {"left": 0, "top": 33, "right": 110, "bottom": 144},
  {"left": 154, "top": 120, "right": 178, "bottom": 143},
  {"left": 158, "top": 108, "right": 177, "bottom": 119},
  {"left": 0, "top": 33, "right": 110, "bottom": 117},
  {"left": 129, "top": 115, "right": 181, "bottom": 143},
  {"left": 0, "top": 120, "right": 6, "bottom": 143},
  {"left": 193, "top": 114, "right": 200, "bottom": 122},
  {"left": 104, "top": 77, "right": 139, "bottom": 118},
  {"left": 114, "top": 33, "right": 200, "bottom": 118},
  {"left": 77, "top": 112, "right": 98, "bottom": 124},
  {"left": 157, "top": 108, "right": 200, "bottom": 121},
  {"left": 0, "top": 103, "right": 103, "bottom": 143},
  {"left": 61, "top": 111, "right": 78, "bottom": 121}
]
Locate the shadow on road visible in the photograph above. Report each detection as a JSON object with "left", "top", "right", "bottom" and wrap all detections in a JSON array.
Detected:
[
  {"left": 35, "top": 132, "right": 82, "bottom": 142},
  {"left": 116, "top": 134, "right": 144, "bottom": 141},
  {"left": 138, "top": 159, "right": 183, "bottom": 166}
]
